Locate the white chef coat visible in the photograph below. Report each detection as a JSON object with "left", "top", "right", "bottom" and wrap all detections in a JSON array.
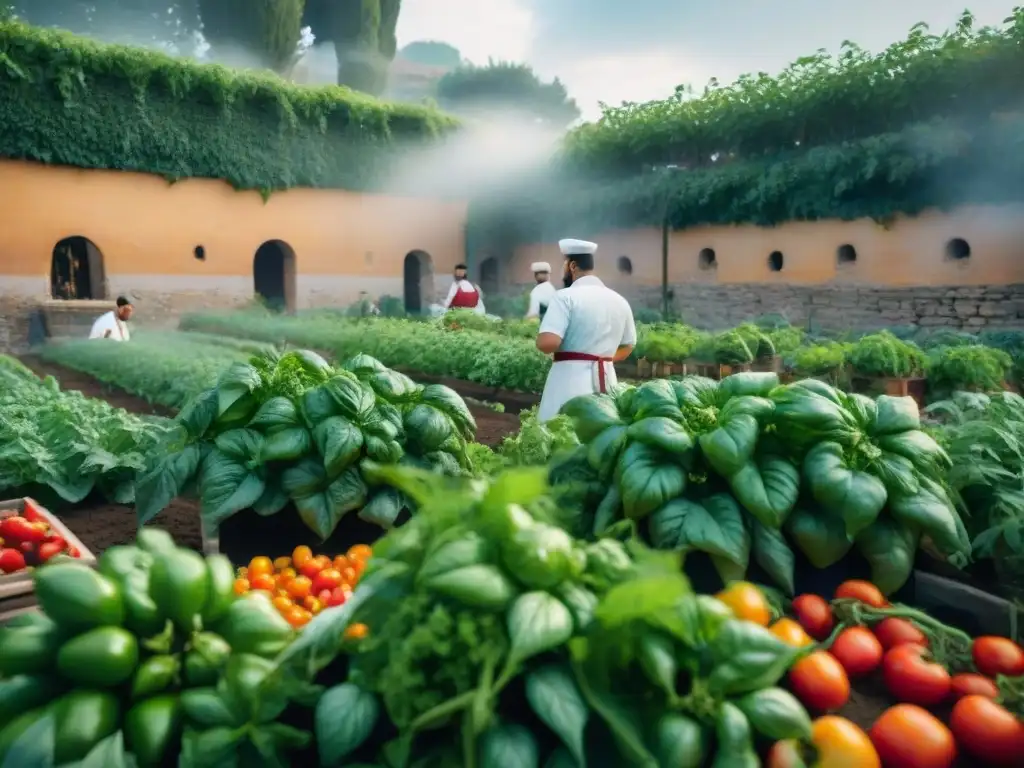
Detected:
[
  {"left": 526, "top": 280, "right": 557, "bottom": 319},
  {"left": 442, "top": 279, "right": 486, "bottom": 315},
  {"left": 536, "top": 275, "right": 636, "bottom": 421},
  {"left": 88, "top": 311, "right": 130, "bottom": 341}
]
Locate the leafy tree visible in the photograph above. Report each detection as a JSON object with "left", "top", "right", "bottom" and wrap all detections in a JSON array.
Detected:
[
  {"left": 436, "top": 60, "right": 580, "bottom": 126},
  {"left": 302, "top": 0, "right": 401, "bottom": 95},
  {"left": 399, "top": 40, "right": 460, "bottom": 69},
  {"left": 198, "top": 0, "right": 305, "bottom": 73}
]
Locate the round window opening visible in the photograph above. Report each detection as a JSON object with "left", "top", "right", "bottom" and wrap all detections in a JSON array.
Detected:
[
  {"left": 617, "top": 256, "right": 633, "bottom": 275},
  {"left": 194, "top": 245, "right": 206, "bottom": 261},
  {"left": 768, "top": 251, "right": 784, "bottom": 271},
  {"left": 698, "top": 248, "right": 717, "bottom": 269},
  {"left": 945, "top": 238, "right": 970, "bottom": 260},
  {"left": 837, "top": 244, "right": 856, "bottom": 264}
]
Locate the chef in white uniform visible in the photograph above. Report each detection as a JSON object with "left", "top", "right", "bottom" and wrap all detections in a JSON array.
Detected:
[
  {"left": 88, "top": 296, "right": 133, "bottom": 341},
  {"left": 535, "top": 239, "right": 636, "bottom": 422},
  {"left": 525, "top": 262, "right": 557, "bottom": 320}
]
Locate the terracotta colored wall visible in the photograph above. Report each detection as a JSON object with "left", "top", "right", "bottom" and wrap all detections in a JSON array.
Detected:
[
  {"left": 0, "top": 159, "right": 468, "bottom": 311},
  {"left": 510, "top": 206, "right": 1024, "bottom": 290}
]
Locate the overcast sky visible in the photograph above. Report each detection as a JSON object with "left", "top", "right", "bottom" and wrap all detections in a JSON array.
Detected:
[{"left": 396, "top": 1, "right": 1016, "bottom": 118}]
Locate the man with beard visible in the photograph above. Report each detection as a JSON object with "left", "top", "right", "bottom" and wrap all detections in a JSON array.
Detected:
[
  {"left": 88, "top": 295, "right": 133, "bottom": 341},
  {"left": 441, "top": 263, "right": 486, "bottom": 315},
  {"left": 534, "top": 239, "right": 636, "bottom": 422},
  {"left": 525, "top": 261, "right": 557, "bottom": 320}
]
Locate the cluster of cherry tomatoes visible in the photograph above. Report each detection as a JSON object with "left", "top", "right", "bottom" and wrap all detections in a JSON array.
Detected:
[
  {"left": 0, "top": 502, "right": 82, "bottom": 575},
  {"left": 763, "top": 579, "right": 1022, "bottom": 767},
  {"left": 233, "top": 543, "right": 372, "bottom": 630}
]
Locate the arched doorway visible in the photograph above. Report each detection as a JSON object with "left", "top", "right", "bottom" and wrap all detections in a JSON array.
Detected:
[
  {"left": 253, "top": 240, "right": 297, "bottom": 312},
  {"left": 479, "top": 257, "right": 499, "bottom": 297},
  {"left": 403, "top": 250, "right": 433, "bottom": 314},
  {"left": 50, "top": 236, "right": 106, "bottom": 300}
]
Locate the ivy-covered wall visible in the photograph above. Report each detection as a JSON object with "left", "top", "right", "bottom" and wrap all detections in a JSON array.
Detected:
[{"left": 0, "top": 20, "right": 458, "bottom": 195}]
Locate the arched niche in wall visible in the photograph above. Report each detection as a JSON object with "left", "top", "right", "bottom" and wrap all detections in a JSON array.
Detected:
[
  {"left": 403, "top": 250, "right": 434, "bottom": 314},
  {"left": 50, "top": 236, "right": 107, "bottom": 300},
  {"left": 479, "top": 257, "right": 499, "bottom": 297},
  {"left": 253, "top": 240, "right": 297, "bottom": 312}
]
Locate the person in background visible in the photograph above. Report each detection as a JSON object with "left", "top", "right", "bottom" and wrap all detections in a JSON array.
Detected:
[
  {"left": 89, "top": 296, "right": 133, "bottom": 341},
  {"left": 534, "top": 239, "right": 636, "bottom": 422},
  {"left": 525, "top": 261, "right": 557, "bottom": 320},
  {"left": 442, "top": 263, "right": 486, "bottom": 315}
]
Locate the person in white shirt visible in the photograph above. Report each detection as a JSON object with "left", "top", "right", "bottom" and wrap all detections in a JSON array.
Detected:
[
  {"left": 441, "top": 264, "right": 486, "bottom": 316},
  {"left": 535, "top": 239, "right": 637, "bottom": 422},
  {"left": 89, "top": 296, "right": 133, "bottom": 341},
  {"left": 525, "top": 261, "right": 557, "bottom": 320}
]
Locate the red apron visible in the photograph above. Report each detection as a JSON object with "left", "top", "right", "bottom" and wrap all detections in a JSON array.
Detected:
[
  {"left": 553, "top": 352, "right": 613, "bottom": 393},
  {"left": 449, "top": 284, "right": 479, "bottom": 309}
]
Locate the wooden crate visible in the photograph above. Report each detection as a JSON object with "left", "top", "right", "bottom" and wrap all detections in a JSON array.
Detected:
[
  {"left": 852, "top": 376, "right": 927, "bottom": 408},
  {"left": 0, "top": 498, "right": 96, "bottom": 620}
]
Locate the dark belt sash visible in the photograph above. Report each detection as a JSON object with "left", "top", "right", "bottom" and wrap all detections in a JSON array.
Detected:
[{"left": 552, "top": 352, "right": 613, "bottom": 393}]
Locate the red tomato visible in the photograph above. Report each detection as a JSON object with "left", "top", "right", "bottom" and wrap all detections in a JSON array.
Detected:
[
  {"left": 299, "top": 559, "right": 325, "bottom": 580},
  {"left": 791, "top": 594, "right": 835, "bottom": 641},
  {"left": 830, "top": 626, "right": 883, "bottom": 677},
  {"left": 972, "top": 636, "right": 1024, "bottom": 678},
  {"left": 249, "top": 573, "right": 276, "bottom": 592},
  {"left": 44, "top": 533, "right": 67, "bottom": 549},
  {"left": 316, "top": 589, "right": 332, "bottom": 604},
  {"left": 327, "top": 587, "right": 348, "bottom": 607},
  {"left": 882, "top": 644, "right": 951, "bottom": 706},
  {"left": 949, "top": 673, "right": 999, "bottom": 701},
  {"left": 0, "top": 547, "right": 26, "bottom": 573},
  {"left": 950, "top": 695, "right": 1024, "bottom": 766},
  {"left": 869, "top": 704, "right": 956, "bottom": 768},
  {"left": 0, "top": 516, "right": 46, "bottom": 543},
  {"left": 834, "top": 580, "right": 888, "bottom": 608},
  {"left": 873, "top": 617, "right": 929, "bottom": 650},
  {"left": 788, "top": 651, "right": 850, "bottom": 712},
  {"left": 311, "top": 568, "right": 343, "bottom": 594},
  {"left": 36, "top": 541, "right": 65, "bottom": 562},
  {"left": 21, "top": 499, "right": 46, "bottom": 522},
  {"left": 66, "top": 546, "right": 81, "bottom": 558}
]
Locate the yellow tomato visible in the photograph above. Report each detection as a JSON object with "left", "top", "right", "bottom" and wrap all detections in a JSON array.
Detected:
[
  {"left": 333, "top": 555, "right": 350, "bottom": 572},
  {"left": 233, "top": 577, "right": 250, "bottom": 595},
  {"left": 248, "top": 556, "right": 274, "bottom": 578},
  {"left": 715, "top": 581, "right": 772, "bottom": 626},
  {"left": 292, "top": 545, "right": 313, "bottom": 568},
  {"left": 287, "top": 575, "right": 312, "bottom": 600},
  {"left": 347, "top": 544, "right": 372, "bottom": 562},
  {"left": 769, "top": 618, "right": 814, "bottom": 647},
  {"left": 344, "top": 622, "right": 369, "bottom": 640},
  {"left": 303, "top": 596, "right": 323, "bottom": 614},
  {"left": 272, "top": 595, "right": 294, "bottom": 613},
  {"left": 273, "top": 556, "right": 291, "bottom": 571},
  {"left": 285, "top": 606, "right": 311, "bottom": 628}
]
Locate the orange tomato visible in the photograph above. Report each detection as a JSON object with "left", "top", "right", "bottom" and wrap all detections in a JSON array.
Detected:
[
  {"left": 869, "top": 704, "right": 956, "bottom": 768},
  {"left": 769, "top": 618, "right": 814, "bottom": 647},
  {"left": 287, "top": 575, "right": 313, "bottom": 600},
  {"left": 248, "top": 556, "right": 274, "bottom": 578},
  {"left": 834, "top": 580, "right": 888, "bottom": 608},
  {"left": 292, "top": 545, "right": 313, "bottom": 567},
  {"left": 284, "top": 606, "right": 311, "bottom": 628},
  {"left": 789, "top": 651, "right": 851, "bottom": 712},
  {"left": 344, "top": 622, "right": 369, "bottom": 640},
  {"left": 275, "top": 588, "right": 290, "bottom": 599},
  {"left": 312, "top": 568, "right": 343, "bottom": 594},
  {"left": 237, "top": 566, "right": 248, "bottom": 578},
  {"left": 303, "top": 596, "right": 323, "bottom": 614},
  {"left": 273, "top": 556, "right": 291, "bottom": 571},
  {"left": 233, "top": 577, "right": 250, "bottom": 595},
  {"left": 340, "top": 566, "right": 358, "bottom": 586},
  {"left": 250, "top": 573, "right": 275, "bottom": 592},
  {"left": 715, "top": 581, "right": 772, "bottom": 626},
  {"left": 333, "top": 555, "right": 350, "bottom": 572},
  {"left": 272, "top": 595, "right": 293, "bottom": 613},
  {"left": 299, "top": 560, "right": 324, "bottom": 580},
  {"left": 275, "top": 568, "right": 296, "bottom": 587},
  {"left": 348, "top": 544, "right": 372, "bottom": 562}
]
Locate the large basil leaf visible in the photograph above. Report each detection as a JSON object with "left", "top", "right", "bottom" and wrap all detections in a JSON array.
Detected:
[
  {"left": 631, "top": 379, "right": 684, "bottom": 420},
  {"left": 586, "top": 425, "right": 628, "bottom": 480},
  {"left": 708, "top": 620, "right": 799, "bottom": 695},
  {"left": 840, "top": 392, "right": 877, "bottom": 430},
  {"left": 735, "top": 687, "right": 812, "bottom": 742},
  {"left": 301, "top": 385, "right": 338, "bottom": 427},
  {"left": 525, "top": 663, "right": 588, "bottom": 764},
  {"left": 200, "top": 449, "right": 266, "bottom": 528},
  {"left": 315, "top": 683, "right": 379, "bottom": 766},
  {"left": 260, "top": 427, "right": 312, "bottom": 462},
  {"left": 872, "top": 451, "right": 919, "bottom": 496},
  {"left": 358, "top": 487, "right": 405, "bottom": 528},
  {"left": 888, "top": 480, "right": 965, "bottom": 556},
  {"left": 214, "top": 429, "right": 264, "bottom": 462},
  {"left": 324, "top": 375, "right": 376, "bottom": 422},
  {"left": 653, "top": 713, "right": 707, "bottom": 768},
  {"left": 420, "top": 384, "right": 476, "bottom": 438},
  {"left": 312, "top": 416, "right": 365, "bottom": 475},
  {"left": 770, "top": 387, "right": 858, "bottom": 451},
  {"left": 561, "top": 395, "right": 623, "bottom": 442},
  {"left": 136, "top": 442, "right": 202, "bottom": 525},
  {"left": 856, "top": 516, "right": 919, "bottom": 595},
  {"left": 281, "top": 457, "right": 327, "bottom": 497},
  {"left": 215, "top": 363, "right": 261, "bottom": 416},
  {"left": 507, "top": 592, "right": 574, "bottom": 664},
  {"left": 616, "top": 442, "right": 686, "bottom": 520},
  {"left": 479, "top": 724, "right": 538, "bottom": 768},
  {"left": 872, "top": 395, "right": 920, "bottom": 435},
  {"left": 252, "top": 479, "right": 290, "bottom": 517},
  {"left": 699, "top": 413, "right": 759, "bottom": 477},
  {"left": 404, "top": 404, "right": 454, "bottom": 453},
  {"left": 803, "top": 441, "right": 886, "bottom": 537},
  {"left": 294, "top": 467, "right": 367, "bottom": 539},
  {"left": 671, "top": 376, "right": 718, "bottom": 409},
  {"left": 785, "top": 505, "right": 852, "bottom": 568},
  {"left": 729, "top": 454, "right": 799, "bottom": 528},
  {"left": 247, "top": 396, "right": 302, "bottom": 432},
  {"left": 343, "top": 353, "right": 387, "bottom": 374},
  {"left": 749, "top": 516, "right": 795, "bottom": 596},
  {"left": 627, "top": 416, "right": 694, "bottom": 456},
  {"left": 648, "top": 494, "right": 749, "bottom": 573},
  {"left": 178, "top": 388, "right": 219, "bottom": 438},
  {"left": 718, "top": 371, "right": 779, "bottom": 399},
  {"left": 875, "top": 429, "right": 952, "bottom": 474},
  {"left": 368, "top": 370, "right": 419, "bottom": 401}
]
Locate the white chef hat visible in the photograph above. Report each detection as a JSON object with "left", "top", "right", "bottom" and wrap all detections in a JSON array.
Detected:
[
  {"left": 558, "top": 238, "right": 597, "bottom": 256},
  {"left": 530, "top": 262, "right": 551, "bottom": 273}
]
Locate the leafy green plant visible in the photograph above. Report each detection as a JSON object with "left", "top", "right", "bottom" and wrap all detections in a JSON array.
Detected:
[
  {"left": 691, "top": 329, "right": 755, "bottom": 365},
  {"left": 135, "top": 349, "right": 477, "bottom": 538},
  {"left": 0, "top": 19, "right": 456, "bottom": 194},
  {"left": 558, "top": 373, "right": 968, "bottom": 595},
  {"left": 926, "top": 345, "right": 1012, "bottom": 396},
  {"left": 848, "top": 331, "right": 925, "bottom": 379},
  {"left": 0, "top": 355, "right": 169, "bottom": 505},
  {"left": 790, "top": 342, "right": 849, "bottom": 380},
  {"left": 633, "top": 324, "right": 703, "bottom": 363}
]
